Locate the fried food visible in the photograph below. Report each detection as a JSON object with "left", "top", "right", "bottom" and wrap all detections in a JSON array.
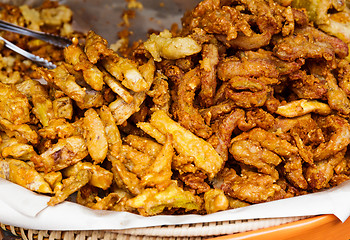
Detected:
[
  {"left": 63, "top": 162, "right": 113, "bottom": 190},
  {"left": 126, "top": 181, "right": 203, "bottom": 216},
  {"left": 31, "top": 136, "right": 88, "bottom": 172},
  {"left": 0, "top": 158, "right": 52, "bottom": 194},
  {"left": 204, "top": 189, "right": 229, "bottom": 214},
  {"left": 64, "top": 39, "right": 105, "bottom": 91},
  {"left": 149, "top": 110, "right": 224, "bottom": 179},
  {"left": 83, "top": 108, "right": 108, "bottom": 164},
  {"left": 48, "top": 168, "right": 91, "bottom": 206},
  {"left": 144, "top": 30, "right": 202, "bottom": 62},
  {"left": 0, "top": 82, "right": 30, "bottom": 125},
  {"left": 2, "top": 0, "right": 350, "bottom": 218}
]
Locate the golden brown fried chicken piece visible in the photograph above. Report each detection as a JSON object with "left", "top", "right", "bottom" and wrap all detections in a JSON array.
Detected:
[
  {"left": 64, "top": 39, "right": 104, "bottom": 91},
  {"left": 31, "top": 136, "right": 88, "bottom": 172},
  {"left": 0, "top": 158, "right": 52, "bottom": 194},
  {"left": 119, "top": 144, "right": 153, "bottom": 177},
  {"left": 313, "top": 115, "right": 350, "bottom": 161},
  {"left": 126, "top": 181, "right": 203, "bottom": 216},
  {"left": 48, "top": 169, "right": 91, "bottom": 206},
  {"left": 36, "top": 64, "right": 86, "bottom": 103},
  {"left": 149, "top": 110, "right": 224, "bottom": 179},
  {"left": 283, "top": 154, "right": 308, "bottom": 189},
  {"left": 208, "top": 108, "right": 245, "bottom": 161},
  {"left": 85, "top": 30, "right": 114, "bottom": 64},
  {"left": 141, "top": 134, "right": 174, "bottom": 189},
  {"left": 230, "top": 140, "right": 282, "bottom": 179},
  {"left": 325, "top": 71, "right": 350, "bottom": 115},
  {"left": 63, "top": 162, "right": 113, "bottom": 190},
  {"left": 217, "top": 49, "right": 303, "bottom": 81},
  {"left": 273, "top": 26, "right": 348, "bottom": 61},
  {"left": 108, "top": 153, "right": 143, "bottom": 195},
  {"left": 172, "top": 67, "right": 212, "bottom": 139},
  {"left": 147, "top": 71, "right": 171, "bottom": 113},
  {"left": 0, "top": 118, "right": 39, "bottom": 145},
  {"left": 0, "top": 82, "right": 30, "bottom": 125},
  {"left": 288, "top": 70, "right": 328, "bottom": 99},
  {"left": 38, "top": 118, "right": 76, "bottom": 140},
  {"left": 123, "top": 135, "right": 162, "bottom": 158},
  {"left": 0, "top": 136, "right": 36, "bottom": 161},
  {"left": 83, "top": 108, "right": 108, "bottom": 164},
  {"left": 306, "top": 150, "right": 346, "bottom": 189},
  {"left": 204, "top": 189, "right": 229, "bottom": 214},
  {"left": 16, "top": 78, "right": 54, "bottom": 127},
  {"left": 215, "top": 168, "right": 281, "bottom": 203},
  {"left": 179, "top": 171, "right": 211, "bottom": 194},
  {"left": 198, "top": 43, "right": 219, "bottom": 107},
  {"left": 232, "top": 128, "right": 298, "bottom": 157}
]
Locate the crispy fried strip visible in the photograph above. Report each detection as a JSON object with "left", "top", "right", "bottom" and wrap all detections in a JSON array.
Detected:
[
  {"left": 174, "top": 67, "right": 212, "bottom": 139},
  {"left": 85, "top": 30, "right": 114, "bottom": 64},
  {"left": 141, "top": 134, "right": 174, "bottom": 189},
  {"left": 0, "top": 158, "right": 52, "bottom": 194},
  {"left": 64, "top": 40, "right": 104, "bottom": 91},
  {"left": 83, "top": 108, "right": 108, "bottom": 164},
  {"left": 31, "top": 136, "right": 88, "bottom": 172},
  {"left": 48, "top": 169, "right": 91, "bottom": 206},
  {"left": 64, "top": 162, "right": 113, "bottom": 190},
  {"left": 150, "top": 110, "right": 223, "bottom": 179}
]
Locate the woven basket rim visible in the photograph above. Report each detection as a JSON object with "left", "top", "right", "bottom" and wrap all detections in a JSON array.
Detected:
[{"left": 1, "top": 215, "right": 312, "bottom": 239}]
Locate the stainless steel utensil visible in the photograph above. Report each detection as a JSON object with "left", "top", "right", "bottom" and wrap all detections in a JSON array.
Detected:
[
  {"left": 0, "top": 19, "right": 72, "bottom": 48},
  {"left": 0, "top": 19, "right": 73, "bottom": 69},
  {"left": 0, "top": 36, "right": 57, "bottom": 69}
]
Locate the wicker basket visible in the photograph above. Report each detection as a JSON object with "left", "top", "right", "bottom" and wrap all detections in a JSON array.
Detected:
[{"left": 1, "top": 216, "right": 311, "bottom": 240}]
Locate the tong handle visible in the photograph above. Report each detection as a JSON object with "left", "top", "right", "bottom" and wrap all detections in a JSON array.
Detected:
[
  {"left": 0, "top": 19, "right": 72, "bottom": 48},
  {"left": 0, "top": 36, "right": 56, "bottom": 69}
]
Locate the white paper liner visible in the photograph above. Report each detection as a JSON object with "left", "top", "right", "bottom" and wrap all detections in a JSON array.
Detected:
[{"left": 0, "top": 178, "right": 349, "bottom": 231}]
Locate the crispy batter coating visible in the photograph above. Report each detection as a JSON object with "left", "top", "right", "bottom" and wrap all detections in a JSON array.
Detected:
[
  {"left": 37, "top": 64, "right": 86, "bottom": 103},
  {"left": 85, "top": 30, "right": 114, "bottom": 64},
  {"left": 64, "top": 40, "right": 105, "bottom": 91},
  {"left": 31, "top": 136, "right": 88, "bottom": 172},
  {"left": 63, "top": 162, "right": 113, "bottom": 190},
  {"left": 83, "top": 108, "right": 108, "bottom": 164},
  {"left": 232, "top": 128, "right": 298, "bottom": 157},
  {"left": 216, "top": 168, "right": 281, "bottom": 203},
  {"left": 0, "top": 118, "right": 39, "bottom": 144},
  {"left": 173, "top": 67, "right": 212, "bottom": 139},
  {"left": 48, "top": 169, "right": 91, "bottom": 206},
  {"left": 108, "top": 153, "right": 143, "bottom": 195},
  {"left": 149, "top": 110, "right": 224, "bottom": 179},
  {"left": 144, "top": 30, "right": 202, "bottom": 62},
  {"left": 204, "top": 189, "right": 229, "bottom": 214},
  {"left": 141, "top": 134, "right": 174, "bottom": 189},
  {"left": 126, "top": 181, "right": 203, "bottom": 216},
  {"left": 0, "top": 158, "right": 52, "bottom": 194},
  {"left": 230, "top": 140, "right": 282, "bottom": 179},
  {"left": 0, "top": 82, "right": 30, "bottom": 125}
]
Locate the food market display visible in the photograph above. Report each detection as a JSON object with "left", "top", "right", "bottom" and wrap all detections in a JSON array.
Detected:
[{"left": 1, "top": 0, "right": 350, "bottom": 218}]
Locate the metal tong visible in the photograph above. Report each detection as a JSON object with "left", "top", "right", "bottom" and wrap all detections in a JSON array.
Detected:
[{"left": 0, "top": 19, "right": 72, "bottom": 69}]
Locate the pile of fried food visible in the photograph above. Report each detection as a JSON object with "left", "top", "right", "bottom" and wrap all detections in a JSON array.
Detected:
[{"left": 1, "top": 0, "right": 350, "bottom": 217}]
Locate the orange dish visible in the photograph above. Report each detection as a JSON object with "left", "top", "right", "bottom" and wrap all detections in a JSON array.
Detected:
[{"left": 210, "top": 215, "right": 350, "bottom": 240}]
